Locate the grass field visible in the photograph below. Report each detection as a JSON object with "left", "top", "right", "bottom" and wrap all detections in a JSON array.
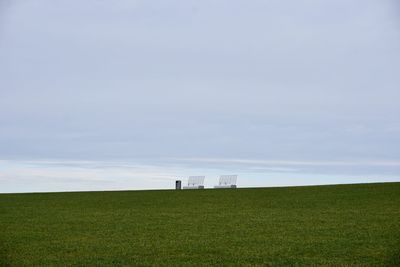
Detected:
[{"left": 1, "top": 182, "right": 399, "bottom": 266}]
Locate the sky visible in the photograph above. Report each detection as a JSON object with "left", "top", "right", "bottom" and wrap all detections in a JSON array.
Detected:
[{"left": 1, "top": 0, "right": 400, "bottom": 193}]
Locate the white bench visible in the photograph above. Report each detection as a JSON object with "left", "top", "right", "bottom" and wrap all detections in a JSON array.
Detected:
[
  {"left": 214, "top": 175, "right": 237, "bottom": 188},
  {"left": 183, "top": 176, "right": 205, "bottom": 189}
]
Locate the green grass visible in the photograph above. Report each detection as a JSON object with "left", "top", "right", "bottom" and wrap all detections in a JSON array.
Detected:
[{"left": 1, "top": 182, "right": 399, "bottom": 266}]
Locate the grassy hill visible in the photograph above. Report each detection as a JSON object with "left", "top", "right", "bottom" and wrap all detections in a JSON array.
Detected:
[{"left": 1, "top": 182, "right": 399, "bottom": 266}]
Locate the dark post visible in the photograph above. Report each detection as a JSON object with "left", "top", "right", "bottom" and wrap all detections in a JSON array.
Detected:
[{"left": 175, "top": 180, "right": 182, "bottom": 190}]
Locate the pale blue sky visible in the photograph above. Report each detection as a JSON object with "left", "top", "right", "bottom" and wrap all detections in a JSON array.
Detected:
[{"left": 1, "top": 0, "right": 399, "bottom": 192}]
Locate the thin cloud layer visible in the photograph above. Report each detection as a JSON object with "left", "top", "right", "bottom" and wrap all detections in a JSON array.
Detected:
[{"left": 0, "top": 159, "right": 398, "bottom": 193}]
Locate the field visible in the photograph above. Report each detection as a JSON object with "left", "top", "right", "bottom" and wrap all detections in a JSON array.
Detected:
[{"left": 0, "top": 182, "right": 399, "bottom": 266}]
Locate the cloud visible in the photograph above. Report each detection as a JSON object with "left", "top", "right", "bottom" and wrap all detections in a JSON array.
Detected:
[
  {"left": 171, "top": 157, "right": 400, "bottom": 167},
  {"left": 0, "top": 1, "right": 399, "bottom": 192},
  {"left": 0, "top": 159, "right": 187, "bottom": 193},
  {"left": 0, "top": 158, "right": 398, "bottom": 193}
]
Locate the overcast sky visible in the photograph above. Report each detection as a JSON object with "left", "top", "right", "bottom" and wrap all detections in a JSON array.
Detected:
[{"left": 1, "top": 0, "right": 400, "bottom": 193}]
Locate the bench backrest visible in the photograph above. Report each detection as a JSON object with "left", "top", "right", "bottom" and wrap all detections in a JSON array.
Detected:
[
  {"left": 219, "top": 175, "right": 237, "bottom": 186},
  {"left": 187, "top": 176, "right": 205, "bottom": 187}
]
